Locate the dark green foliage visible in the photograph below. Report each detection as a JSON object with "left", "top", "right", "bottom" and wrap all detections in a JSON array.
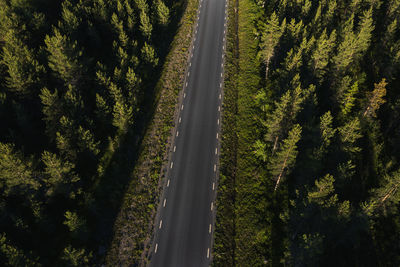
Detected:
[
  {"left": 215, "top": 0, "right": 400, "bottom": 265},
  {"left": 0, "top": 0, "right": 181, "bottom": 265}
]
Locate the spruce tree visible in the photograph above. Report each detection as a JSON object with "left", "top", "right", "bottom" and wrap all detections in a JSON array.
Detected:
[
  {"left": 260, "top": 12, "right": 286, "bottom": 79},
  {"left": 2, "top": 30, "right": 43, "bottom": 97},
  {"left": 269, "top": 124, "right": 302, "bottom": 191},
  {"left": 156, "top": 0, "right": 170, "bottom": 25},
  {"left": 45, "top": 29, "right": 83, "bottom": 85},
  {"left": 311, "top": 29, "right": 336, "bottom": 79}
]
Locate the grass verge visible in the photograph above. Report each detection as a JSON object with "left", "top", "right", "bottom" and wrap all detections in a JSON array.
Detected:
[
  {"left": 214, "top": 0, "right": 267, "bottom": 265},
  {"left": 105, "top": 0, "right": 199, "bottom": 265}
]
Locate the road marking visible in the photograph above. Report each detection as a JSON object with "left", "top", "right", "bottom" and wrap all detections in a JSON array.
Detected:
[
  {"left": 174, "top": 145, "right": 176, "bottom": 152},
  {"left": 186, "top": 82, "right": 188, "bottom": 87},
  {"left": 207, "top": 248, "right": 210, "bottom": 258},
  {"left": 211, "top": 202, "right": 214, "bottom": 211},
  {"left": 223, "top": 37, "right": 225, "bottom": 42},
  {"left": 159, "top": 220, "right": 163, "bottom": 229},
  {"left": 221, "top": 63, "right": 224, "bottom": 68},
  {"left": 155, "top": 243, "right": 158, "bottom": 253},
  {"left": 189, "top": 62, "right": 191, "bottom": 67},
  {"left": 163, "top": 198, "right": 167, "bottom": 207},
  {"left": 218, "top": 106, "right": 220, "bottom": 112},
  {"left": 209, "top": 224, "right": 212, "bottom": 233},
  {"left": 224, "top": 30, "right": 226, "bottom": 34},
  {"left": 216, "top": 133, "right": 219, "bottom": 138},
  {"left": 214, "top": 164, "right": 216, "bottom": 172},
  {"left": 181, "top": 104, "right": 184, "bottom": 110},
  {"left": 218, "top": 119, "right": 220, "bottom": 125},
  {"left": 184, "top": 92, "right": 186, "bottom": 98},
  {"left": 221, "top": 73, "right": 223, "bottom": 77},
  {"left": 219, "top": 94, "right": 221, "bottom": 99},
  {"left": 179, "top": 117, "right": 181, "bottom": 123},
  {"left": 167, "top": 179, "right": 170, "bottom": 187},
  {"left": 188, "top": 71, "right": 190, "bottom": 77},
  {"left": 215, "top": 148, "right": 218, "bottom": 154},
  {"left": 213, "top": 182, "right": 215, "bottom": 190},
  {"left": 170, "top": 162, "right": 173, "bottom": 169},
  {"left": 176, "top": 131, "right": 179, "bottom": 137},
  {"left": 220, "top": 82, "right": 222, "bottom": 88},
  {"left": 223, "top": 45, "right": 225, "bottom": 50}
]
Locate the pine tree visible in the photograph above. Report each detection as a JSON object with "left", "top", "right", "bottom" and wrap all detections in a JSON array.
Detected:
[
  {"left": 141, "top": 42, "right": 159, "bottom": 66},
  {"left": 308, "top": 174, "right": 350, "bottom": 216},
  {"left": 45, "top": 29, "right": 83, "bottom": 85},
  {"left": 139, "top": 10, "right": 152, "bottom": 39},
  {"left": 316, "top": 111, "right": 336, "bottom": 158},
  {"left": 260, "top": 12, "right": 286, "bottom": 79},
  {"left": 0, "top": 143, "right": 39, "bottom": 196},
  {"left": 311, "top": 29, "right": 336, "bottom": 79},
  {"left": 269, "top": 124, "right": 302, "bottom": 191},
  {"left": 2, "top": 30, "right": 43, "bottom": 97},
  {"left": 253, "top": 140, "right": 267, "bottom": 162},
  {"left": 341, "top": 81, "right": 359, "bottom": 116},
  {"left": 333, "top": 9, "right": 374, "bottom": 73},
  {"left": 363, "top": 78, "right": 387, "bottom": 117},
  {"left": 333, "top": 14, "right": 356, "bottom": 72},
  {"left": 338, "top": 117, "right": 362, "bottom": 153},
  {"left": 42, "top": 151, "right": 80, "bottom": 198},
  {"left": 356, "top": 8, "right": 374, "bottom": 57},
  {"left": 156, "top": 0, "right": 170, "bottom": 25},
  {"left": 363, "top": 169, "right": 400, "bottom": 215},
  {"left": 264, "top": 83, "right": 310, "bottom": 154}
]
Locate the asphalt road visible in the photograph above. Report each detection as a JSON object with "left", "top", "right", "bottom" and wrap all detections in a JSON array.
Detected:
[{"left": 149, "top": 0, "right": 227, "bottom": 266}]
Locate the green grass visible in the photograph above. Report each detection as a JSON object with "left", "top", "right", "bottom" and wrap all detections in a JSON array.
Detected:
[{"left": 214, "top": 0, "right": 268, "bottom": 265}]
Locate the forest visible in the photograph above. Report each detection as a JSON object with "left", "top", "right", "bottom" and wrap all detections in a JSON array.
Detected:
[
  {"left": 2, "top": 0, "right": 400, "bottom": 266},
  {"left": 215, "top": 0, "right": 400, "bottom": 266},
  {"left": 0, "top": 0, "right": 184, "bottom": 265}
]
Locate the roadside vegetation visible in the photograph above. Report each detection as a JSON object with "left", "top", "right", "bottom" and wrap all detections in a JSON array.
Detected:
[
  {"left": 0, "top": 0, "right": 187, "bottom": 265},
  {"left": 215, "top": 0, "right": 400, "bottom": 265}
]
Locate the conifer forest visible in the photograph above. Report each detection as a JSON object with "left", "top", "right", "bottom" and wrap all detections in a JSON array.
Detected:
[
  {"left": 1, "top": 0, "right": 400, "bottom": 266},
  {"left": 215, "top": 0, "right": 400, "bottom": 266},
  {"left": 0, "top": 0, "right": 180, "bottom": 265}
]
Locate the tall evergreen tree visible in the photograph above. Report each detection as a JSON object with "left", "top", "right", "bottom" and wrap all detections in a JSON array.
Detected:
[{"left": 269, "top": 124, "right": 302, "bottom": 191}]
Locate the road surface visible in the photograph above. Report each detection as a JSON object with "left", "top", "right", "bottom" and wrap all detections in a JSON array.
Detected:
[{"left": 149, "top": 0, "right": 227, "bottom": 265}]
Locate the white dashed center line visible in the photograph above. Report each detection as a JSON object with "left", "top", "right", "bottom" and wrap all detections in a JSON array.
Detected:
[{"left": 159, "top": 220, "right": 163, "bottom": 229}]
